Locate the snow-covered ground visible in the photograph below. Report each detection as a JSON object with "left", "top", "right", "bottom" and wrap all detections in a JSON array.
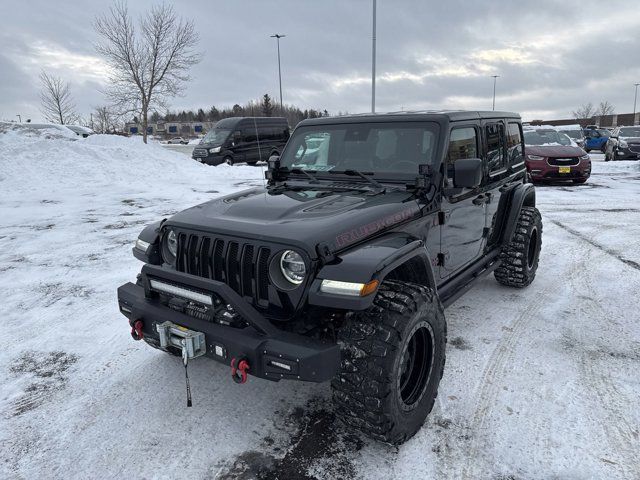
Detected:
[{"left": 1, "top": 126, "right": 639, "bottom": 479}]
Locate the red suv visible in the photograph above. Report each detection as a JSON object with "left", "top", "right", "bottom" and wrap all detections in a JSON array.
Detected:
[{"left": 524, "top": 129, "right": 591, "bottom": 184}]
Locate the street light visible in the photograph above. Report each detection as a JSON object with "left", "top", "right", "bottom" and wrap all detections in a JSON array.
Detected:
[
  {"left": 634, "top": 83, "right": 640, "bottom": 125},
  {"left": 491, "top": 75, "right": 500, "bottom": 111},
  {"left": 371, "top": 0, "right": 377, "bottom": 113},
  {"left": 270, "top": 34, "right": 286, "bottom": 113}
]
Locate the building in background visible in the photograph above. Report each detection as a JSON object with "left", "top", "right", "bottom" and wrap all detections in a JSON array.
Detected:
[
  {"left": 124, "top": 121, "right": 215, "bottom": 138},
  {"left": 531, "top": 112, "right": 639, "bottom": 128}
]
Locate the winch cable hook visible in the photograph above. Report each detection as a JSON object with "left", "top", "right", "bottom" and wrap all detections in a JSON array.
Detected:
[
  {"left": 231, "top": 357, "right": 250, "bottom": 384},
  {"left": 130, "top": 320, "right": 144, "bottom": 341},
  {"left": 182, "top": 339, "right": 193, "bottom": 407}
]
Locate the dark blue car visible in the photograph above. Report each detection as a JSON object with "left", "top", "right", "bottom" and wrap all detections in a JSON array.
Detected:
[{"left": 583, "top": 129, "right": 610, "bottom": 153}]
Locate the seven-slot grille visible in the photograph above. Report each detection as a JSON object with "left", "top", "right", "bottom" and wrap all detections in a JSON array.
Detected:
[
  {"left": 175, "top": 232, "right": 271, "bottom": 305},
  {"left": 547, "top": 157, "right": 580, "bottom": 167},
  {"left": 193, "top": 148, "right": 208, "bottom": 157}
]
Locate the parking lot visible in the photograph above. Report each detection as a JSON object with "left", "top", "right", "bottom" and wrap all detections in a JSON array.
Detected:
[{"left": 1, "top": 130, "right": 639, "bottom": 479}]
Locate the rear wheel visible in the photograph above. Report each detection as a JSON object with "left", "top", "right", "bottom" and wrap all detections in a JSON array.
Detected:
[
  {"left": 332, "top": 280, "right": 447, "bottom": 444},
  {"left": 494, "top": 206, "right": 542, "bottom": 288}
]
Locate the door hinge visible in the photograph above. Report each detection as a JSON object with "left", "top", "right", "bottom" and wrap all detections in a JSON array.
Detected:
[{"left": 438, "top": 211, "right": 446, "bottom": 225}]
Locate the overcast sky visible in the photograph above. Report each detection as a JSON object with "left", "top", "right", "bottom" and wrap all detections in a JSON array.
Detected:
[{"left": 1, "top": 0, "right": 639, "bottom": 123}]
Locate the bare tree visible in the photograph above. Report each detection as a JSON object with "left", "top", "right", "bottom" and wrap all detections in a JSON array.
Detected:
[
  {"left": 572, "top": 102, "right": 595, "bottom": 120},
  {"left": 39, "top": 71, "right": 78, "bottom": 124},
  {"left": 94, "top": 1, "right": 201, "bottom": 143},
  {"left": 90, "top": 105, "right": 122, "bottom": 133},
  {"left": 596, "top": 100, "right": 615, "bottom": 117}
]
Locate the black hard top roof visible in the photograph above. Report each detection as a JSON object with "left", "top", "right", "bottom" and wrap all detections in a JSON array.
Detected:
[
  {"left": 214, "top": 116, "right": 288, "bottom": 128},
  {"left": 298, "top": 110, "right": 520, "bottom": 127}
]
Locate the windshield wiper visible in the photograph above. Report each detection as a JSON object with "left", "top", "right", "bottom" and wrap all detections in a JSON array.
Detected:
[
  {"left": 287, "top": 168, "right": 320, "bottom": 184},
  {"left": 328, "top": 169, "right": 384, "bottom": 190}
]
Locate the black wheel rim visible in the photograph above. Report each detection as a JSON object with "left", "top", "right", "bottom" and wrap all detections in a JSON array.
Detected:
[
  {"left": 527, "top": 227, "right": 539, "bottom": 269},
  {"left": 397, "top": 321, "right": 434, "bottom": 410}
]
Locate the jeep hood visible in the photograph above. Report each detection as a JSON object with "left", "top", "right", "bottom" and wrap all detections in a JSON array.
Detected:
[
  {"left": 165, "top": 186, "right": 422, "bottom": 257},
  {"left": 525, "top": 145, "right": 585, "bottom": 157}
]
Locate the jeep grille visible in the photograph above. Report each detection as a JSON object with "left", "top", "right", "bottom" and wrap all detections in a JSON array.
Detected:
[{"left": 175, "top": 232, "right": 271, "bottom": 306}]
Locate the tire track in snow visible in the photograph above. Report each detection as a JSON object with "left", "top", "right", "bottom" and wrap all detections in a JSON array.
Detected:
[
  {"left": 461, "top": 232, "right": 585, "bottom": 479},
  {"left": 566, "top": 254, "right": 640, "bottom": 478}
]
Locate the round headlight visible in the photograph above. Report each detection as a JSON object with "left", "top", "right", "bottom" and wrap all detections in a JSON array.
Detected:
[
  {"left": 162, "top": 229, "right": 178, "bottom": 265},
  {"left": 279, "top": 250, "right": 306, "bottom": 285}
]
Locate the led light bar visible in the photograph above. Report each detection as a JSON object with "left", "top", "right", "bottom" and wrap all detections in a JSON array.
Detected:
[
  {"left": 320, "top": 279, "right": 379, "bottom": 297},
  {"left": 135, "top": 238, "right": 150, "bottom": 252},
  {"left": 149, "top": 279, "right": 213, "bottom": 306}
]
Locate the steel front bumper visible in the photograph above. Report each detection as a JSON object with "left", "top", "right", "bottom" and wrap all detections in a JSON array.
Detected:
[{"left": 117, "top": 264, "right": 340, "bottom": 383}]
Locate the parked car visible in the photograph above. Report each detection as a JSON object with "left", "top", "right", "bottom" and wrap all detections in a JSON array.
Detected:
[
  {"left": 583, "top": 128, "right": 610, "bottom": 153},
  {"left": 192, "top": 117, "right": 289, "bottom": 166},
  {"left": 604, "top": 126, "right": 640, "bottom": 161},
  {"left": 66, "top": 125, "right": 94, "bottom": 138},
  {"left": 118, "top": 110, "right": 543, "bottom": 444},
  {"left": 556, "top": 125, "right": 585, "bottom": 148},
  {"left": 524, "top": 128, "right": 591, "bottom": 183},
  {"left": 23, "top": 123, "right": 77, "bottom": 137},
  {"left": 167, "top": 137, "right": 189, "bottom": 145}
]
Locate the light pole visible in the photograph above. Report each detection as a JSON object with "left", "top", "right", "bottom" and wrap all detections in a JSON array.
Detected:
[
  {"left": 371, "top": 0, "right": 377, "bottom": 113},
  {"left": 270, "top": 34, "right": 286, "bottom": 113},
  {"left": 634, "top": 83, "right": 640, "bottom": 125},
  {"left": 491, "top": 75, "right": 499, "bottom": 111},
  {"left": 16, "top": 114, "right": 21, "bottom": 123}
]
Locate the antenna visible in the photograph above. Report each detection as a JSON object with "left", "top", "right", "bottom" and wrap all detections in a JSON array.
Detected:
[{"left": 254, "top": 117, "right": 266, "bottom": 188}]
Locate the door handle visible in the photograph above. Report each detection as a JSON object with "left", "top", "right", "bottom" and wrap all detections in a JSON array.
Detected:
[{"left": 472, "top": 195, "right": 487, "bottom": 206}]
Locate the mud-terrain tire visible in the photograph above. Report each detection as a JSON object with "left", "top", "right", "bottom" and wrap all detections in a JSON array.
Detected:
[
  {"left": 331, "top": 280, "right": 447, "bottom": 444},
  {"left": 143, "top": 337, "right": 181, "bottom": 357},
  {"left": 494, "top": 206, "right": 542, "bottom": 288}
]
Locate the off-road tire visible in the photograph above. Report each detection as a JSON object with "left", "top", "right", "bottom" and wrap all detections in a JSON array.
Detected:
[
  {"left": 143, "top": 337, "right": 181, "bottom": 357},
  {"left": 494, "top": 206, "right": 542, "bottom": 288},
  {"left": 331, "top": 280, "right": 447, "bottom": 445}
]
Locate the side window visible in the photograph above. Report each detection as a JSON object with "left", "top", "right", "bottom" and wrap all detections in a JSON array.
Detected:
[
  {"left": 447, "top": 127, "right": 478, "bottom": 181},
  {"left": 242, "top": 128, "right": 256, "bottom": 143},
  {"left": 507, "top": 122, "right": 524, "bottom": 166},
  {"left": 486, "top": 123, "right": 506, "bottom": 173}
]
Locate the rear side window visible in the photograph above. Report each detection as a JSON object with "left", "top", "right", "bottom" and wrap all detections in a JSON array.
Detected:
[
  {"left": 507, "top": 122, "right": 524, "bottom": 166},
  {"left": 486, "top": 123, "right": 506, "bottom": 173},
  {"left": 447, "top": 127, "right": 478, "bottom": 180}
]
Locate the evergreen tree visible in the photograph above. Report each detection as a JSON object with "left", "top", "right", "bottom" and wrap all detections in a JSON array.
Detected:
[{"left": 261, "top": 94, "right": 274, "bottom": 117}]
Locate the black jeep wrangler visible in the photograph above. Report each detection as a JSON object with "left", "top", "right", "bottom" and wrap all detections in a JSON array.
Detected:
[{"left": 117, "top": 111, "right": 542, "bottom": 444}]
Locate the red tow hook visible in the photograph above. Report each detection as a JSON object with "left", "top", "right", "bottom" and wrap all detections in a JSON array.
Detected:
[
  {"left": 231, "top": 357, "right": 250, "bottom": 384},
  {"left": 130, "top": 320, "right": 144, "bottom": 341}
]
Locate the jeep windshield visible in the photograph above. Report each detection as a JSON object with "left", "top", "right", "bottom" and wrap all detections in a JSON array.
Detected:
[
  {"left": 279, "top": 122, "right": 440, "bottom": 180},
  {"left": 524, "top": 130, "right": 572, "bottom": 146},
  {"left": 202, "top": 129, "right": 231, "bottom": 145}
]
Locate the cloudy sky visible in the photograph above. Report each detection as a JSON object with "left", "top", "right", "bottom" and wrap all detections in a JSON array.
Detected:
[{"left": 1, "top": 0, "right": 639, "bottom": 123}]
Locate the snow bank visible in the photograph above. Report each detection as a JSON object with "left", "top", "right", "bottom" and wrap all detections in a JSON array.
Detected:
[{"left": 0, "top": 126, "right": 265, "bottom": 196}]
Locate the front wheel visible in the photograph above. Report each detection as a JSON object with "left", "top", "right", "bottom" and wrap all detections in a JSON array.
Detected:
[
  {"left": 494, "top": 206, "right": 542, "bottom": 288},
  {"left": 224, "top": 156, "right": 234, "bottom": 166},
  {"left": 331, "top": 280, "right": 447, "bottom": 444}
]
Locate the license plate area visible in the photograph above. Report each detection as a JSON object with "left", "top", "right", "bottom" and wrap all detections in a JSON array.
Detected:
[
  {"left": 156, "top": 321, "right": 206, "bottom": 359},
  {"left": 559, "top": 166, "right": 571, "bottom": 173}
]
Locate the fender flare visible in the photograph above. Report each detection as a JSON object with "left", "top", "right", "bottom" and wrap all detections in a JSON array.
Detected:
[
  {"left": 132, "top": 220, "right": 165, "bottom": 264},
  {"left": 502, "top": 182, "right": 536, "bottom": 245},
  {"left": 307, "top": 232, "right": 436, "bottom": 311}
]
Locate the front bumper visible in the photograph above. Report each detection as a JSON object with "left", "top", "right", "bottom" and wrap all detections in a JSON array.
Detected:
[
  {"left": 117, "top": 264, "right": 340, "bottom": 383},
  {"left": 527, "top": 159, "right": 591, "bottom": 181},
  {"left": 614, "top": 146, "right": 640, "bottom": 160},
  {"left": 192, "top": 153, "right": 225, "bottom": 166}
]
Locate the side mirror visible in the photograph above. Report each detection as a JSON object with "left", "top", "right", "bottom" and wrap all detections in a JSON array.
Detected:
[
  {"left": 232, "top": 131, "right": 242, "bottom": 145},
  {"left": 454, "top": 158, "right": 483, "bottom": 188},
  {"left": 265, "top": 155, "right": 281, "bottom": 182}
]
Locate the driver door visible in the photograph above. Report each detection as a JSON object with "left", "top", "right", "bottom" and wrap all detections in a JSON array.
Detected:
[{"left": 439, "top": 125, "right": 487, "bottom": 279}]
